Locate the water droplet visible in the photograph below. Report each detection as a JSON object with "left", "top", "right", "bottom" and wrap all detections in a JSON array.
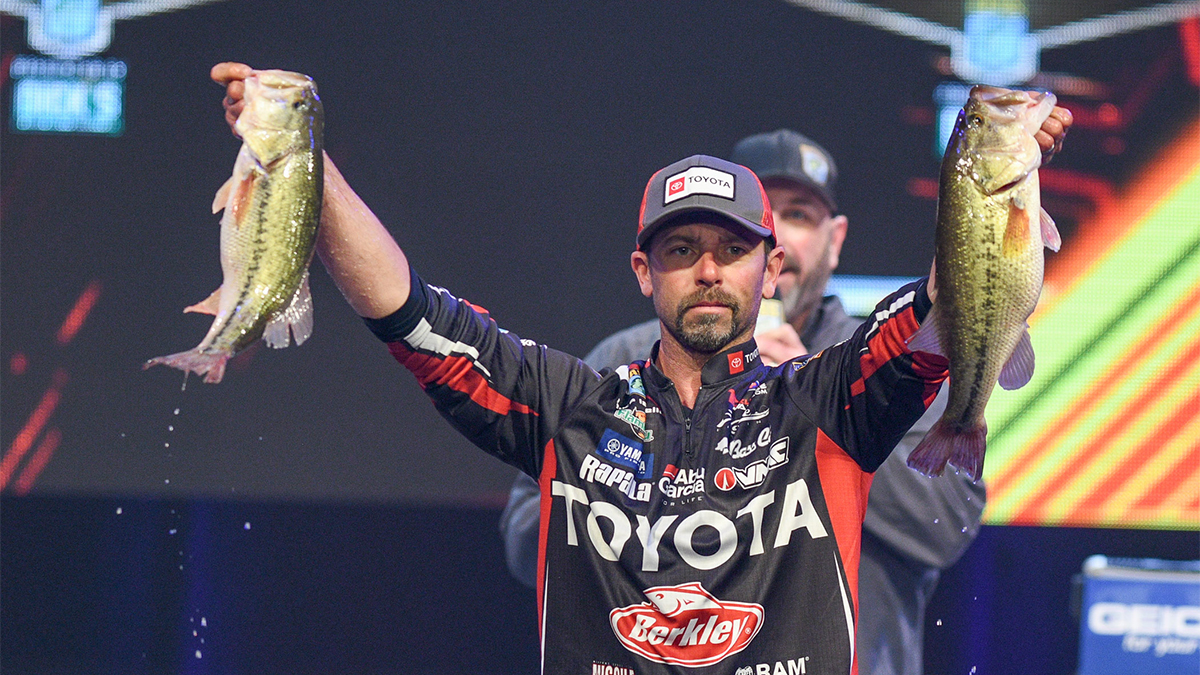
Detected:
[
  {"left": 961, "top": 526, "right": 968, "bottom": 533},
  {"left": 164, "top": 479, "right": 170, "bottom": 484},
  {"left": 168, "top": 425, "right": 174, "bottom": 432},
  {"left": 258, "top": 436, "right": 263, "bottom": 441},
  {"left": 164, "top": 442, "right": 170, "bottom": 448},
  {"left": 934, "top": 518, "right": 940, "bottom": 524},
  {"left": 120, "top": 433, "right": 126, "bottom": 438},
  {"left": 174, "top": 408, "right": 180, "bottom": 415},
  {"left": 195, "top": 650, "right": 202, "bottom": 659},
  {"left": 168, "top": 529, "right": 177, "bottom": 535},
  {"left": 115, "top": 507, "right": 123, "bottom": 515},
  {"left": 201, "top": 617, "right": 207, "bottom": 627},
  {"left": 244, "top": 522, "right": 251, "bottom": 530},
  {"left": 200, "top": 638, "right": 205, "bottom": 644},
  {"left": 193, "top": 630, "right": 198, "bottom": 637},
  {"left": 969, "top": 667, "right": 977, "bottom": 674}
]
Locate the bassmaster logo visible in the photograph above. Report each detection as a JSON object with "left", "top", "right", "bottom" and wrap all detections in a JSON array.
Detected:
[{"left": 609, "top": 582, "right": 763, "bottom": 667}]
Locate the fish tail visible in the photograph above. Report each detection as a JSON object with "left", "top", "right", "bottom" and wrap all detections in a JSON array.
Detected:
[
  {"left": 907, "top": 417, "right": 986, "bottom": 481},
  {"left": 948, "top": 424, "right": 988, "bottom": 482},
  {"left": 144, "top": 350, "right": 229, "bottom": 384}
]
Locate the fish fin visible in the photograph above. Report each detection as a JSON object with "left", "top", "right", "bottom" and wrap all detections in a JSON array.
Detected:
[
  {"left": 908, "top": 418, "right": 987, "bottom": 482},
  {"left": 1003, "top": 199, "right": 1032, "bottom": 256},
  {"left": 948, "top": 421, "right": 988, "bottom": 482},
  {"left": 998, "top": 324, "right": 1035, "bottom": 390},
  {"left": 144, "top": 350, "right": 229, "bottom": 384},
  {"left": 212, "top": 175, "right": 234, "bottom": 214},
  {"left": 183, "top": 287, "right": 222, "bottom": 316},
  {"left": 1041, "top": 207, "right": 1061, "bottom": 252},
  {"left": 907, "top": 310, "right": 944, "bottom": 356},
  {"left": 906, "top": 418, "right": 955, "bottom": 477},
  {"left": 263, "top": 271, "right": 314, "bottom": 349}
]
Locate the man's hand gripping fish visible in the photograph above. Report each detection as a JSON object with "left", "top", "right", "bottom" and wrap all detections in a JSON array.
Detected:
[
  {"left": 906, "top": 85, "right": 1062, "bottom": 480},
  {"left": 145, "top": 70, "right": 323, "bottom": 384}
]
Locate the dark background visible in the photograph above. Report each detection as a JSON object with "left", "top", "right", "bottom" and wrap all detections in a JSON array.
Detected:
[{"left": 2, "top": 0, "right": 1197, "bottom": 673}]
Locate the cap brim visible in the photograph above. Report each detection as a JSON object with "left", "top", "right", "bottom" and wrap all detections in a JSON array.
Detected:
[{"left": 638, "top": 205, "right": 774, "bottom": 250}]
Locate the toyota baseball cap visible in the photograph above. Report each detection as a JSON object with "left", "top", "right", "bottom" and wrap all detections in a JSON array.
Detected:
[
  {"left": 730, "top": 129, "right": 838, "bottom": 212},
  {"left": 636, "top": 154, "right": 775, "bottom": 250}
]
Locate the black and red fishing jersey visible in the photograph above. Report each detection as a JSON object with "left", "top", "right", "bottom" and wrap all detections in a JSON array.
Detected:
[{"left": 366, "top": 269, "right": 947, "bottom": 675}]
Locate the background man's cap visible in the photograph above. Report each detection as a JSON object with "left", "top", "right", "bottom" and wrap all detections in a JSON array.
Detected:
[
  {"left": 636, "top": 154, "right": 775, "bottom": 250},
  {"left": 730, "top": 129, "right": 838, "bottom": 212}
]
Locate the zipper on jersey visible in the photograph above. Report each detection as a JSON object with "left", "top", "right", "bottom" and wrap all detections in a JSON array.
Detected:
[{"left": 684, "top": 415, "right": 693, "bottom": 456}]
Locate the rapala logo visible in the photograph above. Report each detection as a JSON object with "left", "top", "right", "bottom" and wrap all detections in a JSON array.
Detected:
[
  {"left": 728, "top": 351, "right": 744, "bottom": 374},
  {"left": 663, "top": 167, "right": 736, "bottom": 205},
  {"left": 580, "top": 454, "right": 652, "bottom": 502},
  {"left": 610, "top": 582, "right": 763, "bottom": 667}
]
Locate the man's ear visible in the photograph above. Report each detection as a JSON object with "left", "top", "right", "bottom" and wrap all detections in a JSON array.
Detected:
[
  {"left": 761, "top": 244, "right": 786, "bottom": 299},
  {"left": 631, "top": 250, "right": 654, "bottom": 298},
  {"left": 828, "top": 215, "right": 849, "bottom": 271}
]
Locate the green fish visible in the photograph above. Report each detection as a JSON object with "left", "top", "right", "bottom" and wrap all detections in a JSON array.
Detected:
[
  {"left": 907, "top": 85, "right": 1062, "bottom": 480},
  {"left": 146, "top": 70, "right": 323, "bottom": 383}
]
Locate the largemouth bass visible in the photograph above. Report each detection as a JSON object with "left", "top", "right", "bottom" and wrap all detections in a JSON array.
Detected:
[
  {"left": 906, "top": 85, "right": 1062, "bottom": 480},
  {"left": 145, "top": 69, "right": 323, "bottom": 383}
]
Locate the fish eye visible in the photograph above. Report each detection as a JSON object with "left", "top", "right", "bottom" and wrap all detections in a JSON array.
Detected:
[{"left": 968, "top": 114, "right": 984, "bottom": 127}]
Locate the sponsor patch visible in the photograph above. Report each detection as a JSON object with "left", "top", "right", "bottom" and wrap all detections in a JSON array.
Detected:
[
  {"left": 659, "top": 466, "right": 705, "bottom": 499},
  {"left": 663, "top": 167, "right": 736, "bottom": 205},
  {"left": 614, "top": 405, "right": 654, "bottom": 442},
  {"left": 597, "top": 429, "right": 653, "bottom": 479},
  {"left": 715, "top": 436, "right": 790, "bottom": 491},
  {"left": 727, "top": 351, "right": 745, "bottom": 374},
  {"left": 609, "top": 582, "right": 763, "bottom": 667},
  {"left": 592, "top": 663, "right": 637, "bottom": 675},
  {"left": 737, "top": 658, "right": 809, "bottom": 675},
  {"left": 579, "top": 454, "right": 652, "bottom": 502}
]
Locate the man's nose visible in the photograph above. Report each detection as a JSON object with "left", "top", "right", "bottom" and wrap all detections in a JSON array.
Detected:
[{"left": 695, "top": 251, "right": 721, "bottom": 285}]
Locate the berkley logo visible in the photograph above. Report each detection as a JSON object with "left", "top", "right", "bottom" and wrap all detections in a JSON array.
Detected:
[{"left": 609, "top": 582, "right": 763, "bottom": 667}]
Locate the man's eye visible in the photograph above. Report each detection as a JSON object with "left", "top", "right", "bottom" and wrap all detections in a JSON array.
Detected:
[
  {"left": 671, "top": 246, "right": 691, "bottom": 256},
  {"left": 728, "top": 246, "right": 747, "bottom": 256}
]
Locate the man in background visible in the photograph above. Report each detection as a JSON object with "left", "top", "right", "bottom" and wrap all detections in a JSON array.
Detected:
[{"left": 501, "top": 130, "right": 986, "bottom": 675}]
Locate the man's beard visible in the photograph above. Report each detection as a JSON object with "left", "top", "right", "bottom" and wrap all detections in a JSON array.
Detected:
[
  {"left": 666, "top": 288, "right": 750, "bottom": 354},
  {"left": 780, "top": 243, "right": 832, "bottom": 330}
]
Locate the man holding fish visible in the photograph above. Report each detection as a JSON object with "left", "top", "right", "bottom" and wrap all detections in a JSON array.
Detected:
[{"left": 208, "top": 62, "right": 1070, "bottom": 674}]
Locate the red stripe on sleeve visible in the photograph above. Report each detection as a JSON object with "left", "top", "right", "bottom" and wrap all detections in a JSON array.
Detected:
[
  {"left": 813, "top": 429, "right": 874, "bottom": 639},
  {"left": 536, "top": 440, "right": 557, "bottom": 641},
  {"left": 389, "top": 344, "right": 538, "bottom": 417}
]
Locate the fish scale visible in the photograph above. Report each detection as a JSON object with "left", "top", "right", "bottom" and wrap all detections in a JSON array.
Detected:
[{"left": 145, "top": 70, "right": 323, "bottom": 384}]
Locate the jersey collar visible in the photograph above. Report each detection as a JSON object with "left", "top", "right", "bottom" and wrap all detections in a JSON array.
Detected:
[{"left": 645, "top": 338, "right": 763, "bottom": 389}]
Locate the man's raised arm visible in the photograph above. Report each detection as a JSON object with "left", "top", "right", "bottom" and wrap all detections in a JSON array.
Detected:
[{"left": 211, "top": 62, "right": 410, "bottom": 319}]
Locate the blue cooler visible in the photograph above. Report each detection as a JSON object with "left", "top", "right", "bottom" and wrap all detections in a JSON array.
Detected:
[{"left": 1077, "top": 555, "right": 1200, "bottom": 675}]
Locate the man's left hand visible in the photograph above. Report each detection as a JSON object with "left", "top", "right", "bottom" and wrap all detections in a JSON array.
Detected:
[{"left": 1036, "top": 105, "right": 1073, "bottom": 162}]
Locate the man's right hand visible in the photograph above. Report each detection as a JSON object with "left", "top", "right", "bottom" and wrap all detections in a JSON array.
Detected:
[{"left": 210, "top": 62, "right": 254, "bottom": 136}]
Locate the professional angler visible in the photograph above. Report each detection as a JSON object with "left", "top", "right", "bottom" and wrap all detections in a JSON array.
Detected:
[{"left": 213, "top": 62, "right": 1071, "bottom": 674}]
